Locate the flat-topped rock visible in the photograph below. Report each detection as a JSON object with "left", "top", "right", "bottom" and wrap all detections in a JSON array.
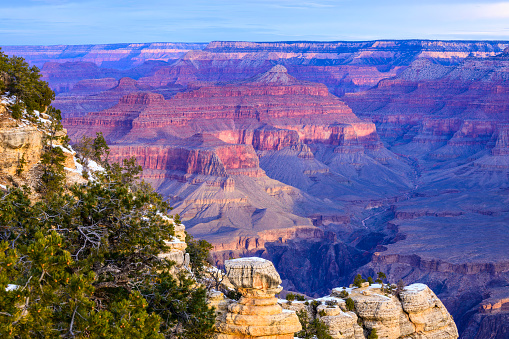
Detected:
[
  {"left": 216, "top": 258, "right": 301, "bottom": 338},
  {"left": 225, "top": 257, "right": 282, "bottom": 293}
]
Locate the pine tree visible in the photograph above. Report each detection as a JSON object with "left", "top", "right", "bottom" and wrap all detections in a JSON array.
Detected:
[
  {"left": 368, "top": 328, "right": 379, "bottom": 339},
  {"left": 296, "top": 309, "right": 333, "bottom": 339},
  {"left": 353, "top": 274, "right": 366, "bottom": 288},
  {"left": 0, "top": 50, "right": 54, "bottom": 117},
  {"left": 0, "top": 137, "right": 216, "bottom": 337}
]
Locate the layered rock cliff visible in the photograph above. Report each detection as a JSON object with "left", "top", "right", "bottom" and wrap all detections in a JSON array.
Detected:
[
  {"left": 61, "top": 65, "right": 411, "bottom": 274},
  {"left": 1, "top": 42, "right": 207, "bottom": 69}
]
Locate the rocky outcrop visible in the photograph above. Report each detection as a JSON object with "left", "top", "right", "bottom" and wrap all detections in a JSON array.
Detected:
[
  {"left": 214, "top": 257, "right": 301, "bottom": 338},
  {"left": 213, "top": 258, "right": 457, "bottom": 339},
  {"left": 398, "top": 284, "right": 458, "bottom": 336},
  {"left": 108, "top": 134, "right": 263, "bottom": 178},
  {"left": 159, "top": 220, "right": 190, "bottom": 267},
  {"left": 280, "top": 283, "right": 458, "bottom": 339},
  {"left": 63, "top": 91, "right": 168, "bottom": 141},
  {"left": 0, "top": 122, "right": 43, "bottom": 176}
]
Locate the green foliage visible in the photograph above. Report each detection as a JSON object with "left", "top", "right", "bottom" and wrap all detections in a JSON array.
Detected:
[
  {"left": 38, "top": 106, "right": 68, "bottom": 196},
  {"left": 325, "top": 300, "right": 338, "bottom": 307},
  {"left": 74, "top": 132, "right": 110, "bottom": 169},
  {"left": 310, "top": 300, "right": 320, "bottom": 317},
  {"left": 225, "top": 289, "right": 242, "bottom": 301},
  {"left": 39, "top": 145, "right": 66, "bottom": 196},
  {"left": 368, "top": 328, "right": 379, "bottom": 339},
  {"left": 338, "top": 289, "right": 349, "bottom": 298},
  {"left": 345, "top": 298, "right": 355, "bottom": 311},
  {"left": 0, "top": 231, "right": 165, "bottom": 338},
  {"left": 375, "top": 271, "right": 386, "bottom": 289},
  {"left": 143, "top": 271, "right": 215, "bottom": 338},
  {"left": 9, "top": 103, "right": 23, "bottom": 120},
  {"left": 0, "top": 133, "right": 216, "bottom": 337},
  {"left": 296, "top": 310, "right": 310, "bottom": 338},
  {"left": 396, "top": 279, "right": 406, "bottom": 296},
  {"left": 15, "top": 153, "right": 26, "bottom": 176},
  {"left": 376, "top": 271, "right": 386, "bottom": 281},
  {"left": 286, "top": 293, "right": 296, "bottom": 301},
  {"left": 353, "top": 274, "right": 366, "bottom": 288},
  {"left": 185, "top": 233, "right": 213, "bottom": 279},
  {"left": 296, "top": 294, "right": 306, "bottom": 301},
  {"left": 367, "top": 276, "right": 374, "bottom": 285},
  {"left": 0, "top": 48, "right": 54, "bottom": 118},
  {"left": 296, "top": 310, "right": 333, "bottom": 339}
]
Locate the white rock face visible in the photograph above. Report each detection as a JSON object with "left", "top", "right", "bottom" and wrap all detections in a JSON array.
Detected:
[
  {"left": 279, "top": 283, "right": 458, "bottom": 339},
  {"left": 399, "top": 284, "right": 458, "bottom": 336},
  {"left": 225, "top": 257, "right": 282, "bottom": 293}
]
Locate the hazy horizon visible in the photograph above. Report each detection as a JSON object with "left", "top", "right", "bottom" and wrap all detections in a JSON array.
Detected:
[{"left": 2, "top": 0, "right": 509, "bottom": 45}]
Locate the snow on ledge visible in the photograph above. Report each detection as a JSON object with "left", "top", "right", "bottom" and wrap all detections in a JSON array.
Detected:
[
  {"left": 228, "top": 257, "right": 268, "bottom": 263},
  {"left": 404, "top": 283, "right": 427, "bottom": 293}
]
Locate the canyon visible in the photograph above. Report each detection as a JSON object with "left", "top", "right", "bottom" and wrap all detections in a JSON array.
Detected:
[{"left": 4, "top": 40, "right": 509, "bottom": 338}]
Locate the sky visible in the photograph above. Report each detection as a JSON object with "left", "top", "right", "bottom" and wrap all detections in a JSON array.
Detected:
[{"left": 1, "top": 0, "right": 509, "bottom": 45}]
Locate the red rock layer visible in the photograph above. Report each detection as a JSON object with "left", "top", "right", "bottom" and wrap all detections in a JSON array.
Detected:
[
  {"left": 132, "top": 65, "right": 358, "bottom": 135},
  {"left": 64, "top": 65, "right": 379, "bottom": 152},
  {"left": 107, "top": 134, "right": 263, "bottom": 178},
  {"left": 63, "top": 92, "right": 168, "bottom": 141},
  {"left": 2, "top": 43, "right": 207, "bottom": 68}
]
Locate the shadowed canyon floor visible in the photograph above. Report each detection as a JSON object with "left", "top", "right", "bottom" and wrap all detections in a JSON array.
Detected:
[{"left": 5, "top": 40, "right": 509, "bottom": 338}]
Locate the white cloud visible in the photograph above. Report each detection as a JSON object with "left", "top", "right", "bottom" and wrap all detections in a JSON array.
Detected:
[
  {"left": 472, "top": 2, "right": 509, "bottom": 18},
  {"left": 438, "top": 2, "right": 509, "bottom": 20}
]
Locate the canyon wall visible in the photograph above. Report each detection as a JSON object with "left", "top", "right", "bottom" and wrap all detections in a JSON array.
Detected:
[{"left": 5, "top": 40, "right": 509, "bottom": 338}]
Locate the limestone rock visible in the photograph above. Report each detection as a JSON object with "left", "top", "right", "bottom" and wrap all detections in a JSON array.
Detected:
[
  {"left": 399, "top": 284, "right": 458, "bottom": 336},
  {"left": 279, "top": 283, "right": 457, "bottom": 339},
  {"left": 216, "top": 257, "right": 301, "bottom": 338},
  {"left": 225, "top": 257, "right": 282, "bottom": 294},
  {"left": 320, "top": 311, "right": 364, "bottom": 339},
  {"left": 0, "top": 124, "right": 43, "bottom": 176},
  {"left": 158, "top": 221, "right": 189, "bottom": 267}
]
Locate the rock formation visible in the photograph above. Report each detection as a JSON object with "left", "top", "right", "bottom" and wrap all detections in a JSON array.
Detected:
[
  {"left": 1, "top": 42, "right": 207, "bottom": 69},
  {"left": 0, "top": 120, "right": 43, "bottom": 177},
  {"left": 159, "top": 220, "right": 190, "bottom": 267},
  {"left": 212, "top": 258, "right": 457, "bottom": 339},
  {"left": 280, "top": 283, "right": 458, "bottom": 339},
  {"left": 214, "top": 257, "right": 301, "bottom": 338}
]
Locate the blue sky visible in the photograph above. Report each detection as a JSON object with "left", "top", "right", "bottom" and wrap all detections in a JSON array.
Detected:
[{"left": 1, "top": 0, "right": 509, "bottom": 45}]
